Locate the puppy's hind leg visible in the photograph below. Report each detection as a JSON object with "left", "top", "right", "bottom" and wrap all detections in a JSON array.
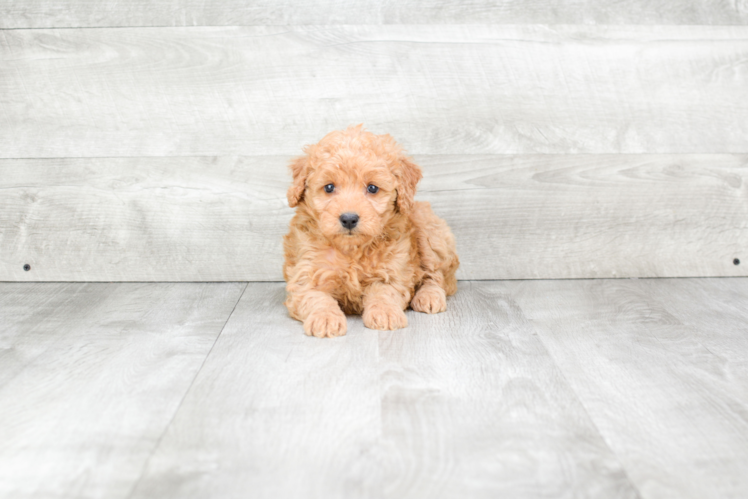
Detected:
[
  {"left": 411, "top": 279, "right": 447, "bottom": 314},
  {"left": 409, "top": 201, "right": 459, "bottom": 314}
]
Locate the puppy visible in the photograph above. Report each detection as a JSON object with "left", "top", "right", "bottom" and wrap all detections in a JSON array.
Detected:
[{"left": 283, "top": 125, "right": 459, "bottom": 337}]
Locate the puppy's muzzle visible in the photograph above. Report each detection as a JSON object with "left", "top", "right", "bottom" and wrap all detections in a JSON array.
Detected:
[{"left": 339, "top": 212, "right": 359, "bottom": 230}]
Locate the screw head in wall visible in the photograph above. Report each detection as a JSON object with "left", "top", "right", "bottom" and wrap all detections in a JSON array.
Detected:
[
  {"left": 735, "top": 258, "right": 741, "bottom": 266},
  {"left": 23, "top": 264, "right": 31, "bottom": 271}
]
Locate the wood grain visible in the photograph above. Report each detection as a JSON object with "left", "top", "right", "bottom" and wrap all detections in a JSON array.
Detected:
[
  {"left": 3, "top": 279, "right": 748, "bottom": 496},
  {"left": 0, "top": 156, "right": 291, "bottom": 282},
  {"left": 2, "top": 0, "right": 747, "bottom": 28},
  {"left": 377, "top": 281, "right": 637, "bottom": 497},
  {"left": 1, "top": 154, "right": 745, "bottom": 281},
  {"left": 638, "top": 278, "right": 748, "bottom": 405},
  {"left": 0, "top": 282, "right": 246, "bottom": 498},
  {"left": 132, "top": 282, "right": 637, "bottom": 497},
  {"left": 3, "top": 26, "right": 748, "bottom": 157},
  {"left": 426, "top": 154, "right": 748, "bottom": 280},
  {"left": 130, "top": 283, "right": 385, "bottom": 497},
  {"left": 509, "top": 278, "right": 748, "bottom": 497}
]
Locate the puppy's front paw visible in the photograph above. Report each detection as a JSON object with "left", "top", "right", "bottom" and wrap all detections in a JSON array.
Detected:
[
  {"left": 411, "top": 286, "right": 447, "bottom": 314},
  {"left": 304, "top": 308, "right": 347, "bottom": 338},
  {"left": 363, "top": 303, "right": 408, "bottom": 330}
]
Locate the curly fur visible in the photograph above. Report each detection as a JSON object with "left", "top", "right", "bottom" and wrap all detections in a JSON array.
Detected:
[{"left": 283, "top": 125, "right": 459, "bottom": 337}]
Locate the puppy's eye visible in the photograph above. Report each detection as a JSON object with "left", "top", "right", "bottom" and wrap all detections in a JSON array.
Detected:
[
  {"left": 367, "top": 184, "right": 379, "bottom": 194},
  {"left": 324, "top": 184, "right": 335, "bottom": 193}
]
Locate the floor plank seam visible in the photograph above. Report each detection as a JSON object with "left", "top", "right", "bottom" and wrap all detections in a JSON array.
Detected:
[
  {"left": 124, "top": 281, "right": 249, "bottom": 498},
  {"left": 523, "top": 312, "right": 645, "bottom": 498}
]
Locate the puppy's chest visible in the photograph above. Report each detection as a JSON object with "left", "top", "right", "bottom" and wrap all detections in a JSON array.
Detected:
[
  {"left": 322, "top": 247, "right": 390, "bottom": 284},
  {"left": 312, "top": 240, "right": 417, "bottom": 315}
]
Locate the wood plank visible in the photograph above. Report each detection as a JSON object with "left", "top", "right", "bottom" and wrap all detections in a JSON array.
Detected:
[
  {"left": 1, "top": 154, "right": 745, "bottom": 281},
  {"left": 509, "top": 278, "right": 748, "bottom": 497},
  {"left": 0, "top": 282, "right": 246, "bottom": 497},
  {"left": 130, "top": 283, "right": 385, "bottom": 497},
  {"left": 2, "top": 0, "right": 747, "bottom": 28},
  {"left": 3, "top": 26, "right": 748, "bottom": 157},
  {"left": 0, "top": 156, "right": 291, "bottom": 282},
  {"left": 377, "top": 281, "right": 637, "bottom": 497},
  {"left": 426, "top": 154, "right": 748, "bottom": 280},
  {"left": 637, "top": 278, "right": 748, "bottom": 404},
  {"left": 4, "top": 279, "right": 746, "bottom": 496},
  {"left": 0, "top": 283, "right": 120, "bottom": 387},
  {"left": 132, "top": 282, "right": 637, "bottom": 497}
]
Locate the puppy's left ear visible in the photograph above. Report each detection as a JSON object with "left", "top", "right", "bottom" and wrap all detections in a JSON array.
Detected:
[
  {"left": 287, "top": 154, "right": 309, "bottom": 208},
  {"left": 394, "top": 155, "right": 423, "bottom": 214}
]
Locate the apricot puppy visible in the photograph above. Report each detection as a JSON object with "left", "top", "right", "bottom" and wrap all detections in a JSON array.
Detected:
[{"left": 283, "top": 125, "right": 459, "bottom": 337}]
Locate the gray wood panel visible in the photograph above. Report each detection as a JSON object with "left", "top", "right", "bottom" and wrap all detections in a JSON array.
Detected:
[
  {"left": 132, "top": 282, "right": 637, "bottom": 498},
  {"left": 509, "top": 278, "right": 748, "bottom": 497},
  {"left": 0, "top": 156, "right": 290, "bottom": 282},
  {"left": 1, "top": 154, "right": 745, "bottom": 281},
  {"left": 3, "top": 26, "right": 748, "bottom": 157},
  {"left": 376, "top": 281, "right": 637, "bottom": 497},
  {"left": 3, "top": 279, "right": 748, "bottom": 497},
  {"left": 638, "top": 278, "right": 748, "bottom": 404},
  {"left": 2, "top": 0, "right": 747, "bottom": 28},
  {"left": 0, "top": 282, "right": 245, "bottom": 497},
  {"left": 130, "top": 283, "right": 385, "bottom": 497}
]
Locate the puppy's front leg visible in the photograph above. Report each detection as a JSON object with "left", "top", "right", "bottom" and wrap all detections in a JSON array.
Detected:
[
  {"left": 286, "top": 290, "right": 347, "bottom": 338},
  {"left": 362, "top": 282, "right": 408, "bottom": 331}
]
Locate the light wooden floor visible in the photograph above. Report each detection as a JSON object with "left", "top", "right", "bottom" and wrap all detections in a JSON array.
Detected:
[{"left": 1, "top": 279, "right": 747, "bottom": 498}]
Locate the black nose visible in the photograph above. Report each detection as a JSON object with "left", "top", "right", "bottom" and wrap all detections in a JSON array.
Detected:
[{"left": 339, "top": 212, "right": 359, "bottom": 230}]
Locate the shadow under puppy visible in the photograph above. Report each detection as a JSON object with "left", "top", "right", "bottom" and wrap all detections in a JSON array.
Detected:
[{"left": 283, "top": 125, "right": 459, "bottom": 337}]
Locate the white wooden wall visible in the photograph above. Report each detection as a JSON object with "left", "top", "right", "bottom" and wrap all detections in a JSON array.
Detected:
[{"left": 1, "top": 3, "right": 746, "bottom": 281}]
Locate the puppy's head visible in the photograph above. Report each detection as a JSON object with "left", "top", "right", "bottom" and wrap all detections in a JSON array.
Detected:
[{"left": 287, "top": 125, "right": 422, "bottom": 242}]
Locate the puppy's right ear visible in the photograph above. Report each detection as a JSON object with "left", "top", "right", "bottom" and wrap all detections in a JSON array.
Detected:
[{"left": 287, "top": 155, "right": 309, "bottom": 208}]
